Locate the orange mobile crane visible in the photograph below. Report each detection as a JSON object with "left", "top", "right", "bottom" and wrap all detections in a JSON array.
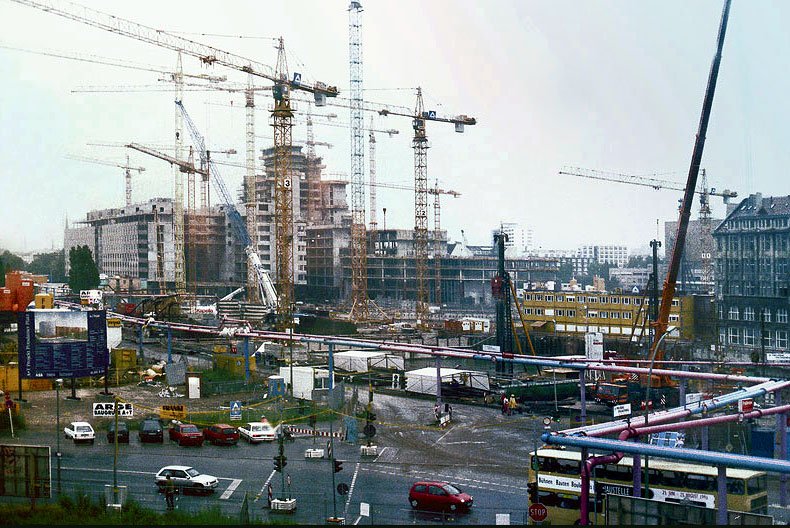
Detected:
[{"left": 649, "top": 0, "right": 731, "bottom": 389}]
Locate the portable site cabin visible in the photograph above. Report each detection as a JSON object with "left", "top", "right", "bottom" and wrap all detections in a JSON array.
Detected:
[
  {"left": 278, "top": 365, "right": 335, "bottom": 401},
  {"left": 405, "top": 367, "right": 490, "bottom": 396},
  {"left": 333, "top": 350, "right": 405, "bottom": 373}
]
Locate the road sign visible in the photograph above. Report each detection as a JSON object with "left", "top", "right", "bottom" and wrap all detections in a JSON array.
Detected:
[
  {"left": 529, "top": 503, "right": 548, "bottom": 523},
  {"left": 482, "top": 344, "right": 500, "bottom": 353},
  {"left": 360, "top": 502, "right": 369, "bottom": 517},
  {"left": 230, "top": 400, "right": 242, "bottom": 421},
  {"left": 337, "top": 483, "right": 349, "bottom": 496},
  {"left": 738, "top": 398, "right": 754, "bottom": 413},
  {"left": 613, "top": 403, "right": 632, "bottom": 418}
]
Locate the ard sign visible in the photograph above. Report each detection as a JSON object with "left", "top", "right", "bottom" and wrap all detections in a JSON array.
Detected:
[{"left": 93, "top": 402, "right": 133, "bottom": 417}]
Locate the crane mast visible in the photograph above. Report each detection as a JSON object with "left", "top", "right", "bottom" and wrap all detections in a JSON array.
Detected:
[
  {"left": 348, "top": 0, "right": 369, "bottom": 322},
  {"left": 368, "top": 122, "right": 377, "bottom": 230},
  {"left": 173, "top": 51, "right": 186, "bottom": 293},
  {"left": 272, "top": 38, "right": 295, "bottom": 329},
  {"left": 413, "top": 88, "right": 430, "bottom": 327},
  {"left": 245, "top": 73, "right": 259, "bottom": 304}
]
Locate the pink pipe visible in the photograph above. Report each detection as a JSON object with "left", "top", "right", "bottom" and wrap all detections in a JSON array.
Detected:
[
  {"left": 633, "top": 403, "right": 790, "bottom": 436},
  {"left": 580, "top": 428, "right": 637, "bottom": 525}
]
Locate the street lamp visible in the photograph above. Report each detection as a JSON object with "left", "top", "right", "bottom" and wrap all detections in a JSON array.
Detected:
[{"left": 55, "top": 378, "right": 63, "bottom": 495}]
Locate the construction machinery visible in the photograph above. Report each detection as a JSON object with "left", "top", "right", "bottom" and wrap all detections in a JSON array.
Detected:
[
  {"left": 376, "top": 88, "right": 476, "bottom": 328},
  {"left": 14, "top": 0, "right": 338, "bottom": 329},
  {"left": 176, "top": 101, "right": 279, "bottom": 316},
  {"left": 65, "top": 154, "right": 144, "bottom": 206},
  {"left": 558, "top": 166, "right": 736, "bottom": 294},
  {"left": 648, "top": 0, "right": 731, "bottom": 390}
]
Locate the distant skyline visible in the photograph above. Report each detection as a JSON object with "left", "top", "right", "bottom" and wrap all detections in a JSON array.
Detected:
[{"left": 2, "top": 1, "right": 788, "bottom": 256}]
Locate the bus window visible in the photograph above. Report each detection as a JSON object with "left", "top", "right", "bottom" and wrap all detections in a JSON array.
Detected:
[
  {"left": 748, "top": 475, "right": 767, "bottom": 494},
  {"left": 556, "top": 459, "right": 580, "bottom": 475},
  {"left": 599, "top": 464, "right": 631, "bottom": 482},
  {"left": 645, "top": 468, "right": 663, "bottom": 486},
  {"left": 556, "top": 493, "right": 580, "bottom": 509},
  {"left": 686, "top": 474, "right": 716, "bottom": 491},
  {"left": 726, "top": 478, "right": 745, "bottom": 495},
  {"left": 538, "top": 490, "right": 559, "bottom": 506},
  {"left": 661, "top": 470, "right": 686, "bottom": 488},
  {"left": 537, "top": 456, "right": 559, "bottom": 473}
]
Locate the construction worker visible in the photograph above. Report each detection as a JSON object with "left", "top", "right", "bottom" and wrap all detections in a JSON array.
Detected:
[
  {"left": 164, "top": 474, "right": 176, "bottom": 511},
  {"left": 508, "top": 394, "right": 517, "bottom": 416}
]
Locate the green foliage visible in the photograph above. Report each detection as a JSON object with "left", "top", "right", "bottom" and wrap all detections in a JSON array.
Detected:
[
  {"left": 0, "top": 250, "right": 27, "bottom": 286},
  {"left": 68, "top": 245, "right": 100, "bottom": 292},
  {"left": 0, "top": 496, "right": 282, "bottom": 525},
  {"left": 29, "top": 250, "right": 67, "bottom": 282},
  {"left": 557, "top": 261, "right": 575, "bottom": 283}
]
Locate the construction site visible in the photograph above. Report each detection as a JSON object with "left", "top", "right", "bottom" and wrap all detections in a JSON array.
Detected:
[{"left": 4, "top": 0, "right": 790, "bottom": 525}]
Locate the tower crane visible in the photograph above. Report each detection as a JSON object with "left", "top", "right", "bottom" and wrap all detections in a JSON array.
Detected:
[
  {"left": 377, "top": 87, "right": 476, "bottom": 327},
  {"left": 13, "top": 0, "right": 338, "bottom": 327},
  {"left": 558, "top": 165, "right": 736, "bottom": 293},
  {"left": 65, "top": 154, "right": 144, "bottom": 206}
]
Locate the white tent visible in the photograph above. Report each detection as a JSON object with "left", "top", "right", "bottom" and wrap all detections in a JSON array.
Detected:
[
  {"left": 333, "top": 350, "right": 405, "bottom": 373},
  {"left": 405, "top": 367, "right": 490, "bottom": 395}
]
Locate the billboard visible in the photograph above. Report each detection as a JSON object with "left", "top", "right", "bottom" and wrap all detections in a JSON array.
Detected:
[
  {"left": 17, "top": 309, "right": 108, "bottom": 379},
  {"left": 0, "top": 444, "right": 51, "bottom": 498}
]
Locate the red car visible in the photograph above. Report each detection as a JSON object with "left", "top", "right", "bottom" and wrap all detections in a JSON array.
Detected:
[
  {"left": 168, "top": 422, "right": 204, "bottom": 446},
  {"left": 203, "top": 423, "right": 239, "bottom": 446},
  {"left": 408, "top": 481, "right": 473, "bottom": 512}
]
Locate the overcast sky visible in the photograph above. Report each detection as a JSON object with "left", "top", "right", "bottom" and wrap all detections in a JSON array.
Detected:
[{"left": 2, "top": 0, "right": 788, "bottom": 256}]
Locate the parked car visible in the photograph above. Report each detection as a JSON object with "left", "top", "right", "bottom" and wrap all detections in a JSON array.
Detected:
[
  {"left": 203, "top": 423, "right": 240, "bottom": 446},
  {"left": 64, "top": 421, "right": 95, "bottom": 444},
  {"left": 155, "top": 465, "right": 218, "bottom": 495},
  {"left": 168, "top": 422, "right": 204, "bottom": 446},
  {"left": 408, "top": 481, "right": 473, "bottom": 512},
  {"left": 106, "top": 421, "right": 130, "bottom": 443},
  {"left": 138, "top": 418, "right": 164, "bottom": 443},
  {"left": 238, "top": 421, "right": 276, "bottom": 443}
]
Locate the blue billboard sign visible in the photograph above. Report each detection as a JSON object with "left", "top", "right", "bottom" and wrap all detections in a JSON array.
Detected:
[{"left": 18, "top": 310, "right": 108, "bottom": 379}]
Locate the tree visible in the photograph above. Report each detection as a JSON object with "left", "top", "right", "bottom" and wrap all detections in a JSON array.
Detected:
[
  {"left": 68, "top": 246, "right": 99, "bottom": 292},
  {"left": 557, "top": 261, "right": 575, "bottom": 283},
  {"left": 0, "top": 250, "right": 26, "bottom": 286},
  {"left": 29, "top": 251, "right": 66, "bottom": 282}
]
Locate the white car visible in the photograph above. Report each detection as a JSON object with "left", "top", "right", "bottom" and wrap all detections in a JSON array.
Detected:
[
  {"left": 155, "top": 465, "right": 218, "bottom": 495},
  {"left": 238, "top": 421, "right": 276, "bottom": 443},
  {"left": 64, "top": 421, "right": 95, "bottom": 444}
]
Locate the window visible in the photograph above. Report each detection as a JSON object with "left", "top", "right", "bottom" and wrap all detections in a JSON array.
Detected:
[
  {"left": 599, "top": 311, "right": 608, "bottom": 318},
  {"left": 623, "top": 312, "right": 632, "bottom": 320},
  {"left": 525, "top": 308, "right": 533, "bottom": 315},
  {"left": 729, "top": 307, "right": 740, "bottom": 320},
  {"left": 536, "top": 308, "right": 544, "bottom": 315},
  {"left": 611, "top": 297, "right": 620, "bottom": 304},
  {"left": 612, "top": 312, "right": 620, "bottom": 319},
  {"left": 669, "top": 314, "right": 679, "bottom": 323},
  {"left": 671, "top": 299, "right": 679, "bottom": 307},
  {"left": 743, "top": 328, "right": 755, "bottom": 346},
  {"left": 763, "top": 310, "right": 772, "bottom": 323},
  {"left": 546, "top": 295, "right": 554, "bottom": 302},
  {"left": 744, "top": 307, "right": 755, "bottom": 321},
  {"left": 536, "top": 294, "right": 544, "bottom": 301},
  {"left": 556, "top": 309, "right": 565, "bottom": 317},
  {"left": 778, "top": 309, "right": 788, "bottom": 324},
  {"left": 568, "top": 310, "right": 576, "bottom": 317},
  {"left": 556, "top": 295, "right": 564, "bottom": 302},
  {"left": 634, "top": 298, "right": 642, "bottom": 306},
  {"left": 778, "top": 331, "right": 788, "bottom": 350},
  {"left": 623, "top": 298, "right": 631, "bottom": 305},
  {"left": 729, "top": 327, "right": 740, "bottom": 344}
]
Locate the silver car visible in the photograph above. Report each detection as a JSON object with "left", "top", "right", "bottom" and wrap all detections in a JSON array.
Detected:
[{"left": 155, "top": 465, "right": 218, "bottom": 495}]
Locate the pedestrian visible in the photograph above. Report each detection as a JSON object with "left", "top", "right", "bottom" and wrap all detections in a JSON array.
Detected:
[
  {"left": 164, "top": 474, "right": 176, "bottom": 511},
  {"left": 508, "top": 394, "right": 517, "bottom": 416},
  {"left": 501, "top": 393, "right": 508, "bottom": 415},
  {"left": 434, "top": 402, "right": 440, "bottom": 422},
  {"left": 447, "top": 404, "right": 453, "bottom": 422}
]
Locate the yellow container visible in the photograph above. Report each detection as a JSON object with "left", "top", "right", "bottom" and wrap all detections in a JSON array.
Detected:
[
  {"left": 111, "top": 347, "right": 138, "bottom": 370},
  {"left": 214, "top": 353, "right": 256, "bottom": 376},
  {"left": 34, "top": 293, "right": 54, "bottom": 309}
]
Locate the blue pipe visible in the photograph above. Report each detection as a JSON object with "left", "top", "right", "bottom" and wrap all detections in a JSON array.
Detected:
[
  {"left": 541, "top": 432, "right": 790, "bottom": 474},
  {"left": 561, "top": 380, "right": 790, "bottom": 437}
]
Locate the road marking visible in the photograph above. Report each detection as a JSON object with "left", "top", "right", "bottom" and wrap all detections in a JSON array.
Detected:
[
  {"left": 440, "top": 441, "right": 486, "bottom": 445},
  {"left": 360, "top": 466, "right": 527, "bottom": 493},
  {"left": 254, "top": 470, "right": 277, "bottom": 503},
  {"left": 353, "top": 515, "right": 363, "bottom": 525},
  {"left": 63, "top": 466, "right": 237, "bottom": 481},
  {"left": 220, "top": 478, "right": 242, "bottom": 500},
  {"left": 373, "top": 446, "right": 388, "bottom": 462},
  {"left": 435, "top": 428, "right": 453, "bottom": 444},
  {"left": 343, "top": 462, "right": 361, "bottom": 518}
]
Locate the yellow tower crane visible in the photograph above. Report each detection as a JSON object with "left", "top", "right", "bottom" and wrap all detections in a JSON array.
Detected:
[{"left": 65, "top": 154, "right": 145, "bottom": 206}]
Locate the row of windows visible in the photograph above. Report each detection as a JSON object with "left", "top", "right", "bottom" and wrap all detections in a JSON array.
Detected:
[
  {"left": 720, "top": 307, "right": 788, "bottom": 323},
  {"left": 720, "top": 328, "right": 789, "bottom": 348},
  {"left": 522, "top": 293, "right": 681, "bottom": 308}
]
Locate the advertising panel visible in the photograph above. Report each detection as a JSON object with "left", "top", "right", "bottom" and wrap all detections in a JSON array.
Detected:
[{"left": 17, "top": 310, "right": 108, "bottom": 379}]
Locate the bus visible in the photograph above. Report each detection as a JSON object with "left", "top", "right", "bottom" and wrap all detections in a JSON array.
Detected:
[{"left": 528, "top": 448, "right": 769, "bottom": 525}]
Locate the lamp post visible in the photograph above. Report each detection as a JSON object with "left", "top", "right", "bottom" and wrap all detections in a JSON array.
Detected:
[
  {"left": 55, "top": 378, "right": 62, "bottom": 495},
  {"left": 289, "top": 303, "right": 295, "bottom": 398}
]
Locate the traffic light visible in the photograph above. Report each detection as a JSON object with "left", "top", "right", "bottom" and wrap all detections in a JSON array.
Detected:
[
  {"left": 366, "top": 410, "right": 377, "bottom": 423},
  {"left": 333, "top": 459, "right": 344, "bottom": 473},
  {"left": 527, "top": 482, "right": 538, "bottom": 503},
  {"left": 308, "top": 413, "right": 317, "bottom": 428},
  {"left": 274, "top": 455, "right": 287, "bottom": 472}
]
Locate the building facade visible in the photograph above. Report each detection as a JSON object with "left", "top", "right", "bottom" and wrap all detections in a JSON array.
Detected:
[{"left": 712, "top": 193, "right": 790, "bottom": 360}]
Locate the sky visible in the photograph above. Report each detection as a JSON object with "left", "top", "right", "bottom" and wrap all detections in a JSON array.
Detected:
[{"left": 1, "top": 0, "right": 789, "bottom": 257}]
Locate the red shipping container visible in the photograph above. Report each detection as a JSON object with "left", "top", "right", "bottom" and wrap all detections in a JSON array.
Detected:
[{"left": 0, "top": 288, "right": 13, "bottom": 311}]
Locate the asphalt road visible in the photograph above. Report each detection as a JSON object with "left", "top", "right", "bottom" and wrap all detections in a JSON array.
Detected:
[{"left": 7, "top": 390, "right": 551, "bottom": 525}]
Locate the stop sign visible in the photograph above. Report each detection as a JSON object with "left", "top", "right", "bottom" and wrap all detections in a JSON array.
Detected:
[{"left": 529, "top": 503, "right": 548, "bottom": 522}]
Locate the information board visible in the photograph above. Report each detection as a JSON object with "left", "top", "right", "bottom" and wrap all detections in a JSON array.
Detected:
[
  {"left": 17, "top": 310, "right": 108, "bottom": 379},
  {"left": 0, "top": 444, "right": 51, "bottom": 498}
]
